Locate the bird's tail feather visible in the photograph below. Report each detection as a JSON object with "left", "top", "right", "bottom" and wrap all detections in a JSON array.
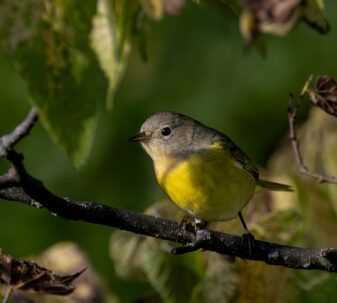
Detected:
[{"left": 257, "top": 179, "right": 294, "bottom": 192}]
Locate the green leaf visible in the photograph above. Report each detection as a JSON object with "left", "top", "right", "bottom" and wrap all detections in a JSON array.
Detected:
[
  {"left": 0, "top": 0, "right": 105, "bottom": 167},
  {"left": 91, "top": 0, "right": 137, "bottom": 109},
  {"left": 268, "top": 107, "right": 337, "bottom": 246},
  {"left": 218, "top": 0, "right": 241, "bottom": 17},
  {"left": 141, "top": 239, "right": 202, "bottom": 303},
  {"left": 109, "top": 230, "right": 147, "bottom": 282},
  {"left": 190, "top": 254, "right": 239, "bottom": 303},
  {"left": 303, "top": 0, "right": 329, "bottom": 34},
  {"left": 296, "top": 271, "right": 337, "bottom": 303}
]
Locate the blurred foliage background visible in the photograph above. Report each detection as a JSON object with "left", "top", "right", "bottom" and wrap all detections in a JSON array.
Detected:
[{"left": 0, "top": 0, "right": 337, "bottom": 302}]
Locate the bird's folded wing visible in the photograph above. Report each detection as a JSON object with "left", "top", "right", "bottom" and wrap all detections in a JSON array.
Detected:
[{"left": 218, "top": 137, "right": 259, "bottom": 180}]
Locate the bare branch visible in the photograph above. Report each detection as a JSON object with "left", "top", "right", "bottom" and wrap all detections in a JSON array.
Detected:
[
  {"left": 1, "top": 185, "right": 337, "bottom": 272},
  {"left": 1, "top": 108, "right": 337, "bottom": 273},
  {"left": 0, "top": 170, "right": 20, "bottom": 189},
  {"left": 0, "top": 108, "right": 38, "bottom": 157},
  {"left": 2, "top": 287, "right": 12, "bottom": 303},
  {"left": 288, "top": 77, "right": 337, "bottom": 184},
  {"left": 0, "top": 187, "right": 42, "bottom": 207}
]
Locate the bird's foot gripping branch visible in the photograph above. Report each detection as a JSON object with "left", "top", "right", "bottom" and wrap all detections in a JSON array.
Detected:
[{"left": 1, "top": 108, "right": 337, "bottom": 274}]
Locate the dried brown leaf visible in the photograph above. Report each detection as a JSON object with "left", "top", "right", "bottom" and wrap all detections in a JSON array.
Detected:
[
  {"left": 308, "top": 76, "right": 337, "bottom": 117},
  {"left": 243, "top": 0, "right": 301, "bottom": 24},
  {"left": 163, "top": 0, "right": 185, "bottom": 15},
  {"left": 240, "top": 0, "right": 329, "bottom": 44},
  {"left": 8, "top": 242, "right": 118, "bottom": 303},
  {"left": 0, "top": 251, "right": 84, "bottom": 295},
  {"left": 240, "top": 0, "right": 302, "bottom": 43}
]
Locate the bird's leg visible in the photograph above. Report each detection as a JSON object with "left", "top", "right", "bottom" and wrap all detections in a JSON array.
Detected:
[
  {"left": 171, "top": 218, "right": 208, "bottom": 255},
  {"left": 238, "top": 211, "right": 250, "bottom": 234},
  {"left": 177, "top": 219, "right": 188, "bottom": 239},
  {"left": 238, "top": 211, "right": 255, "bottom": 258}
]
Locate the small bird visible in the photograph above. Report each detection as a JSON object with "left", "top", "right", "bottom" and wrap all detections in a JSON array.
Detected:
[{"left": 129, "top": 111, "right": 292, "bottom": 237}]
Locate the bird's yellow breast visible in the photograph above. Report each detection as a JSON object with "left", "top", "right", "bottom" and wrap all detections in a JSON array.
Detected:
[{"left": 153, "top": 143, "right": 256, "bottom": 221}]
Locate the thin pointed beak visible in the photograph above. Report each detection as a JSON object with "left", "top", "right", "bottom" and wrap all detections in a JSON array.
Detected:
[{"left": 128, "top": 132, "right": 152, "bottom": 142}]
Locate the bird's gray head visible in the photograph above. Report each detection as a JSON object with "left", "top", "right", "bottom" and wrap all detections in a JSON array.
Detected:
[{"left": 128, "top": 111, "right": 220, "bottom": 160}]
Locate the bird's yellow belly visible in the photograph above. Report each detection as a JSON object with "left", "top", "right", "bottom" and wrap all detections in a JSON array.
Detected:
[{"left": 155, "top": 150, "right": 256, "bottom": 221}]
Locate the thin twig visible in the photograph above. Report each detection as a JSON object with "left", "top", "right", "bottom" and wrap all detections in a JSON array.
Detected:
[
  {"left": 0, "top": 108, "right": 38, "bottom": 157},
  {"left": 1, "top": 109, "right": 337, "bottom": 273},
  {"left": 288, "top": 76, "right": 337, "bottom": 184},
  {"left": 2, "top": 287, "right": 12, "bottom": 303}
]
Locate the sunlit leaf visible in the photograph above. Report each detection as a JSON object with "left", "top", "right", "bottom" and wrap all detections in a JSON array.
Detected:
[
  {"left": 269, "top": 107, "right": 337, "bottom": 246},
  {"left": 139, "top": 0, "right": 164, "bottom": 19},
  {"left": 91, "top": 0, "right": 138, "bottom": 109}
]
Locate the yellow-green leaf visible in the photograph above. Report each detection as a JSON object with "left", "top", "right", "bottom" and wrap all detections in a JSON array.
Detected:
[{"left": 91, "top": 0, "right": 136, "bottom": 109}]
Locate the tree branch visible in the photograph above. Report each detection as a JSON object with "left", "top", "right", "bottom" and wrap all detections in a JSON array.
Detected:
[
  {"left": 1, "top": 109, "right": 337, "bottom": 273},
  {"left": 288, "top": 76, "right": 337, "bottom": 184},
  {"left": 0, "top": 108, "right": 38, "bottom": 157}
]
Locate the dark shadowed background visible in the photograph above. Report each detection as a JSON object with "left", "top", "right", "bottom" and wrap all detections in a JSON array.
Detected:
[{"left": 1, "top": 1, "right": 337, "bottom": 302}]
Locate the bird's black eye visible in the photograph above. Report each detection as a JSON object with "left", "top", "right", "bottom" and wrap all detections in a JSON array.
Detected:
[{"left": 161, "top": 127, "right": 171, "bottom": 136}]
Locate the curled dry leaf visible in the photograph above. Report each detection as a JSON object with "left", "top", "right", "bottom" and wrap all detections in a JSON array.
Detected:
[
  {"left": 240, "top": 0, "right": 329, "bottom": 44},
  {"left": 0, "top": 251, "right": 84, "bottom": 295},
  {"left": 9, "top": 242, "right": 117, "bottom": 303},
  {"left": 240, "top": 0, "right": 301, "bottom": 44},
  {"left": 308, "top": 76, "right": 337, "bottom": 117}
]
